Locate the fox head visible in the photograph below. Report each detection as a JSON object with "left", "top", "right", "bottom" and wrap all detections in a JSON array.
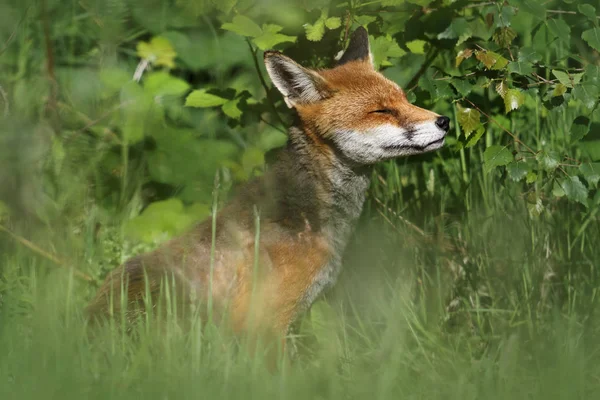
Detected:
[{"left": 264, "top": 27, "right": 450, "bottom": 165}]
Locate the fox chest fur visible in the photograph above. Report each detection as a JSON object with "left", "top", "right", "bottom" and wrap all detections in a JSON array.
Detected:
[{"left": 87, "top": 27, "right": 450, "bottom": 342}]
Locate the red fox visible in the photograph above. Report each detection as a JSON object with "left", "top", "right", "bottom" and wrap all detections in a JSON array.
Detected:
[{"left": 87, "top": 27, "right": 449, "bottom": 348}]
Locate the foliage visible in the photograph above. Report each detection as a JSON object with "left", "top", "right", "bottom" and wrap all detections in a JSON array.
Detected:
[{"left": 0, "top": 0, "right": 600, "bottom": 397}]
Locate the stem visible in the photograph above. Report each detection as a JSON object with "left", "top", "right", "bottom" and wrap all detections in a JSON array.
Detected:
[
  {"left": 246, "top": 39, "right": 286, "bottom": 129},
  {"left": 208, "top": 172, "right": 220, "bottom": 323},
  {"left": 248, "top": 205, "right": 261, "bottom": 331},
  {"left": 406, "top": 48, "right": 440, "bottom": 92},
  {"left": 0, "top": 224, "right": 93, "bottom": 282},
  {"left": 41, "top": 0, "right": 58, "bottom": 119}
]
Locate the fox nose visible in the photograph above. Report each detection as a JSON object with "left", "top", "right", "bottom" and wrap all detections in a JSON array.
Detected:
[{"left": 435, "top": 116, "right": 450, "bottom": 132}]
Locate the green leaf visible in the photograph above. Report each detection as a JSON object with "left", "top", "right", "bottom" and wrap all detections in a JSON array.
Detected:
[
  {"left": 185, "top": 90, "right": 228, "bottom": 108},
  {"left": 221, "top": 15, "right": 263, "bottom": 37},
  {"left": 507, "top": 161, "right": 531, "bottom": 182},
  {"left": 325, "top": 17, "right": 341, "bottom": 29},
  {"left": 144, "top": 71, "right": 190, "bottom": 97},
  {"left": 253, "top": 24, "right": 296, "bottom": 50},
  {"left": 305, "top": 10, "right": 328, "bottom": 42},
  {"left": 438, "top": 18, "right": 472, "bottom": 44},
  {"left": 552, "top": 84, "right": 567, "bottom": 97},
  {"left": 526, "top": 171, "right": 538, "bottom": 184},
  {"left": 222, "top": 98, "right": 242, "bottom": 119},
  {"left": 573, "top": 83, "right": 600, "bottom": 109},
  {"left": 457, "top": 104, "right": 481, "bottom": 137},
  {"left": 120, "top": 81, "right": 154, "bottom": 144},
  {"left": 451, "top": 79, "right": 474, "bottom": 97},
  {"left": 546, "top": 18, "right": 571, "bottom": 42},
  {"left": 512, "top": 0, "right": 546, "bottom": 18},
  {"left": 241, "top": 147, "right": 265, "bottom": 174},
  {"left": 582, "top": 28, "right": 600, "bottom": 52},
  {"left": 100, "top": 68, "right": 131, "bottom": 97},
  {"left": 125, "top": 199, "right": 209, "bottom": 243},
  {"left": 492, "top": 27, "right": 517, "bottom": 47},
  {"left": 466, "top": 126, "right": 485, "bottom": 148},
  {"left": 406, "top": 40, "right": 427, "bottom": 54},
  {"left": 571, "top": 116, "right": 591, "bottom": 142},
  {"left": 504, "top": 89, "right": 525, "bottom": 113},
  {"left": 355, "top": 15, "right": 377, "bottom": 26},
  {"left": 370, "top": 35, "right": 406, "bottom": 68},
  {"left": 552, "top": 70, "right": 583, "bottom": 88},
  {"left": 137, "top": 36, "right": 177, "bottom": 68},
  {"left": 518, "top": 47, "right": 541, "bottom": 63},
  {"left": 581, "top": 163, "right": 600, "bottom": 188},
  {"left": 148, "top": 131, "right": 238, "bottom": 202},
  {"left": 536, "top": 151, "right": 560, "bottom": 171},
  {"left": 586, "top": 65, "right": 600, "bottom": 85},
  {"left": 508, "top": 61, "right": 533, "bottom": 75},
  {"left": 559, "top": 176, "right": 589, "bottom": 206},
  {"left": 484, "top": 145, "right": 513, "bottom": 173},
  {"left": 578, "top": 4, "right": 597, "bottom": 22}
]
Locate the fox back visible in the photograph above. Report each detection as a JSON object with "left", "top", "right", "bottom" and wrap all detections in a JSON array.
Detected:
[{"left": 87, "top": 27, "right": 450, "bottom": 350}]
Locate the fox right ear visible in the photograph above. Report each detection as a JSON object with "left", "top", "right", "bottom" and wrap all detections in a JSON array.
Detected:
[
  {"left": 264, "top": 51, "right": 330, "bottom": 108},
  {"left": 337, "top": 26, "right": 373, "bottom": 67}
]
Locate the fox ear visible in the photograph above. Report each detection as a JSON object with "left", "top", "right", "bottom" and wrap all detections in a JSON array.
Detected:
[
  {"left": 337, "top": 26, "right": 373, "bottom": 67},
  {"left": 264, "top": 51, "right": 330, "bottom": 108}
]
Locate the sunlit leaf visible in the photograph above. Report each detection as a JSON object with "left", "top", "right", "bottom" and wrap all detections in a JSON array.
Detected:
[
  {"left": 137, "top": 37, "right": 177, "bottom": 68},
  {"left": 552, "top": 84, "right": 567, "bottom": 97},
  {"left": 185, "top": 90, "right": 229, "bottom": 108},
  {"left": 222, "top": 98, "right": 242, "bottom": 119},
  {"left": 370, "top": 35, "right": 406, "bottom": 68},
  {"left": 144, "top": 71, "right": 190, "bottom": 97},
  {"left": 504, "top": 89, "right": 525, "bottom": 113},
  {"left": 457, "top": 104, "right": 481, "bottom": 137},
  {"left": 496, "top": 80, "right": 508, "bottom": 98},
  {"left": 221, "top": 15, "right": 263, "bottom": 37},
  {"left": 406, "top": 40, "right": 427, "bottom": 54},
  {"left": 325, "top": 17, "right": 341, "bottom": 29},
  {"left": 253, "top": 24, "right": 296, "bottom": 50}
]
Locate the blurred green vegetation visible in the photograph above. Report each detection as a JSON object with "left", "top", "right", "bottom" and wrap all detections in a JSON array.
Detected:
[{"left": 1, "top": 0, "right": 600, "bottom": 398}]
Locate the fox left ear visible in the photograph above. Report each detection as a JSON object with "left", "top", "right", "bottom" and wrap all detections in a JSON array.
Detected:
[
  {"left": 264, "top": 51, "right": 331, "bottom": 108},
  {"left": 337, "top": 26, "right": 373, "bottom": 67}
]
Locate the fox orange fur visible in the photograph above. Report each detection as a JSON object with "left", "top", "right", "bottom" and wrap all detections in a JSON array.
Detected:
[{"left": 87, "top": 27, "right": 450, "bottom": 351}]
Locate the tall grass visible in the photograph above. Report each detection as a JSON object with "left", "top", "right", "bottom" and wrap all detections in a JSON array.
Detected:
[{"left": 1, "top": 178, "right": 600, "bottom": 399}]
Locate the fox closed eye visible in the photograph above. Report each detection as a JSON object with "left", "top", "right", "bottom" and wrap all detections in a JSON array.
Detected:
[{"left": 370, "top": 109, "right": 394, "bottom": 114}]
